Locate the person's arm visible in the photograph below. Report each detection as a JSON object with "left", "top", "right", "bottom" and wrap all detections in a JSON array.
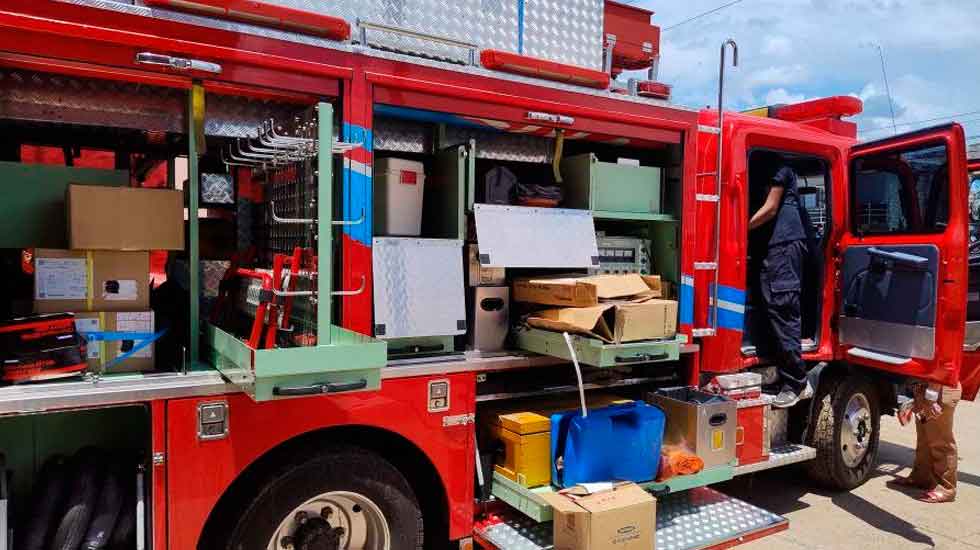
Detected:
[{"left": 749, "top": 185, "right": 784, "bottom": 230}]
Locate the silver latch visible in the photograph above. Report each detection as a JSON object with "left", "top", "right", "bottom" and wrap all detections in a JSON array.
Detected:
[
  {"left": 152, "top": 452, "right": 165, "bottom": 466},
  {"left": 136, "top": 52, "right": 222, "bottom": 74},
  {"left": 526, "top": 111, "right": 574, "bottom": 126},
  {"left": 198, "top": 401, "right": 230, "bottom": 440}
]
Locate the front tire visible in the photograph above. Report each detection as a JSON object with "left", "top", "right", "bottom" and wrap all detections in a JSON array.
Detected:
[
  {"left": 224, "top": 445, "right": 424, "bottom": 550},
  {"left": 805, "top": 374, "right": 881, "bottom": 490}
]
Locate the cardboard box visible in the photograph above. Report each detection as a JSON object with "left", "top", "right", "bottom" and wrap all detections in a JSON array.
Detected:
[
  {"left": 74, "top": 311, "right": 155, "bottom": 374},
  {"left": 34, "top": 249, "right": 150, "bottom": 313},
  {"left": 468, "top": 244, "right": 506, "bottom": 286},
  {"left": 513, "top": 273, "right": 661, "bottom": 307},
  {"left": 68, "top": 184, "right": 184, "bottom": 250},
  {"left": 540, "top": 482, "right": 656, "bottom": 550},
  {"left": 527, "top": 299, "right": 677, "bottom": 343}
]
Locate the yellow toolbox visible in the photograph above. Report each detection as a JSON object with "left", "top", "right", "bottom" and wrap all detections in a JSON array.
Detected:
[{"left": 493, "top": 412, "right": 551, "bottom": 488}]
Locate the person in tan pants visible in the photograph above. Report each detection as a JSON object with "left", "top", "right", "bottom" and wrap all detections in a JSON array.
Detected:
[{"left": 893, "top": 383, "right": 961, "bottom": 503}]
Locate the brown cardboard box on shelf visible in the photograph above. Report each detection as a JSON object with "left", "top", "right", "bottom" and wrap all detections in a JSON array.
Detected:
[
  {"left": 539, "top": 482, "right": 656, "bottom": 550},
  {"left": 73, "top": 311, "right": 155, "bottom": 374},
  {"left": 513, "top": 273, "right": 661, "bottom": 307},
  {"left": 526, "top": 299, "right": 678, "bottom": 343},
  {"left": 34, "top": 249, "right": 150, "bottom": 313},
  {"left": 67, "top": 184, "right": 184, "bottom": 250},
  {"left": 468, "top": 244, "right": 506, "bottom": 286}
]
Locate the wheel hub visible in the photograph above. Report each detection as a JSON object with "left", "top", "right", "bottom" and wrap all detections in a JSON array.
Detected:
[
  {"left": 268, "top": 491, "right": 391, "bottom": 550},
  {"left": 841, "top": 393, "right": 873, "bottom": 468}
]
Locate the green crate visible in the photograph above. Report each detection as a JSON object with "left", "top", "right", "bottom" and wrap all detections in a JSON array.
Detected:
[{"left": 561, "top": 154, "right": 663, "bottom": 217}]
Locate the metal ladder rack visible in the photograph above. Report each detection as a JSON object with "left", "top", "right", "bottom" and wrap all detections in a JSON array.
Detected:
[{"left": 692, "top": 39, "right": 738, "bottom": 338}]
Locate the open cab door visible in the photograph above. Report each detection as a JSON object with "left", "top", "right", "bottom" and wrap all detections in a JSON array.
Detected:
[{"left": 838, "top": 124, "right": 969, "bottom": 386}]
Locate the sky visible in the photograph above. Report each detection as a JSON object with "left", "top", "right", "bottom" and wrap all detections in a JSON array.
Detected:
[{"left": 631, "top": 0, "right": 980, "bottom": 143}]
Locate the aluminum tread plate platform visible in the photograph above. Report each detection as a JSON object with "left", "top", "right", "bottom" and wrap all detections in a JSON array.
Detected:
[
  {"left": 475, "top": 487, "right": 788, "bottom": 550},
  {"left": 734, "top": 444, "right": 817, "bottom": 476},
  {"left": 372, "top": 238, "right": 466, "bottom": 339},
  {"left": 474, "top": 204, "right": 599, "bottom": 268}
]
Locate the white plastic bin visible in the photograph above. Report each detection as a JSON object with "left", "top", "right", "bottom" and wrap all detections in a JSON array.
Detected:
[{"left": 374, "top": 158, "right": 426, "bottom": 236}]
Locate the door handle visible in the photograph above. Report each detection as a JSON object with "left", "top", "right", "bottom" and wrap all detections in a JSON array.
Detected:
[
  {"left": 135, "top": 52, "right": 222, "bottom": 74},
  {"left": 867, "top": 247, "right": 929, "bottom": 268},
  {"left": 272, "top": 379, "right": 368, "bottom": 396},
  {"left": 614, "top": 352, "right": 669, "bottom": 364}
]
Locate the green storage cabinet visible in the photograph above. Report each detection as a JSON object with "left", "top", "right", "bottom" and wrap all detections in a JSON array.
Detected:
[
  {"left": 561, "top": 153, "right": 663, "bottom": 217},
  {"left": 515, "top": 327, "right": 686, "bottom": 368}
]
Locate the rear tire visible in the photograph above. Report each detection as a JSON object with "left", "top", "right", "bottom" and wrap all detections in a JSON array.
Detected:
[
  {"left": 805, "top": 374, "right": 881, "bottom": 490},
  {"left": 224, "top": 445, "right": 424, "bottom": 550}
]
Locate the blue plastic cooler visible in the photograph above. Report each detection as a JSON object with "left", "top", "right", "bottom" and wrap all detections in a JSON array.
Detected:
[{"left": 550, "top": 401, "right": 666, "bottom": 487}]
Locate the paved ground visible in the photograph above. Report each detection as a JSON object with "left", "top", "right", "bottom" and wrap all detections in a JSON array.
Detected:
[{"left": 725, "top": 400, "right": 979, "bottom": 550}]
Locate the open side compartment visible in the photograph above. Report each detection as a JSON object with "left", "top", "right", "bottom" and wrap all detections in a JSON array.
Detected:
[{"left": 0, "top": 406, "right": 152, "bottom": 549}]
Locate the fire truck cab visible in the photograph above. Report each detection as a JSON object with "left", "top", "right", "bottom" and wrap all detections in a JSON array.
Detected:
[{"left": 0, "top": 2, "right": 976, "bottom": 550}]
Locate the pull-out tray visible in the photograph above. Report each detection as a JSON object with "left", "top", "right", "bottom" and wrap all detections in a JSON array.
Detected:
[{"left": 515, "top": 327, "right": 686, "bottom": 368}]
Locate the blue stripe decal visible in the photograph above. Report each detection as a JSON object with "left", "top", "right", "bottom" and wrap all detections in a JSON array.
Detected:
[
  {"left": 342, "top": 123, "right": 373, "bottom": 246},
  {"left": 717, "top": 284, "right": 746, "bottom": 306},
  {"left": 716, "top": 307, "right": 744, "bottom": 332},
  {"left": 680, "top": 279, "right": 694, "bottom": 325},
  {"left": 517, "top": 0, "right": 525, "bottom": 54},
  {"left": 342, "top": 122, "right": 373, "bottom": 152}
]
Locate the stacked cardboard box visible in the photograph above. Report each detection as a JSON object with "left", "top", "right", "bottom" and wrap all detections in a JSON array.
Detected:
[
  {"left": 513, "top": 273, "right": 678, "bottom": 342},
  {"left": 31, "top": 185, "right": 183, "bottom": 375}
]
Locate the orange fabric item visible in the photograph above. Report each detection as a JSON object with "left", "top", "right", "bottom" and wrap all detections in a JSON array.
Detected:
[{"left": 656, "top": 445, "right": 704, "bottom": 482}]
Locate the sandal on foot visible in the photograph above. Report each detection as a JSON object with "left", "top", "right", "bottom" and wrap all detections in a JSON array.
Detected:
[{"left": 918, "top": 489, "right": 955, "bottom": 503}]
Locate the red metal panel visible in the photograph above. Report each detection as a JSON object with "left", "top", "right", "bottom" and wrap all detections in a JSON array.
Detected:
[
  {"left": 735, "top": 403, "right": 767, "bottom": 466},
  {"left": 151, "top": 400, "right": 168, "bottom": 550},
  {"left": 166, "top": 374, "right": 476, "bottom": 548},
  {"left": 839, "top": 125, "right": 969, "bottom": 386}
]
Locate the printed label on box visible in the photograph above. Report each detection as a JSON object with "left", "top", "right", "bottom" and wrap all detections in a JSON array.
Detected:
[
  {"left": 35, "top": 258, "right": 88, "bottom": 300},
  {"left": 102, "top": 280, "right": 138, "bottom": 301},
  {"left": 74, "top": 317, "right": 101, "bottom": 360},
  {"left": 117, "top": 311, "right": 154, "bottom": 358}
]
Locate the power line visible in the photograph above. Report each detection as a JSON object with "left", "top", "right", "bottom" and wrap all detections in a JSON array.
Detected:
[
  {"left": 664, "top": 0, "right": 745, "bottom": 31},
  {"left": 860, "top": 109, "right": 980, "bottom": 135}
]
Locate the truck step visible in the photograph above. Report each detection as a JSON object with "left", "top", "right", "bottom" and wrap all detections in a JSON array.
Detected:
[
  {"left": 734, "top": 444, "right": 817, "bottom": 477},
  {"left": 475, "top": 486, "right": 788, "bottom": 550}
]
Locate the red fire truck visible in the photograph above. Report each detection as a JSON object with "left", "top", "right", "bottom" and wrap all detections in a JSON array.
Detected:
[{"left": 0, "top": 1, "right": 977, "bottom": 550}]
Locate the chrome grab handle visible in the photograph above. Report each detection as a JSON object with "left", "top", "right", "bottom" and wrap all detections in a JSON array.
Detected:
[
  {"left": 135, "top": 52, "right": 221, "bottom": 74},
  {"left": 331, "top": 275, "right": 367, "bottom": 297},
  {"left": 332, "top": 209, "right": 365, "bottom": 226},
  {"left": 357, "top": 19, "right": 478, "bottom": 65},
  {"left": 269, "top": 201, "right": 315, "bottom": 225}
]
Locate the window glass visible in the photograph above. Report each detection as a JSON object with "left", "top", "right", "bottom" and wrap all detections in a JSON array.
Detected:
[{"left": 852, "top": 144, "right": 949, "bottom": 234}]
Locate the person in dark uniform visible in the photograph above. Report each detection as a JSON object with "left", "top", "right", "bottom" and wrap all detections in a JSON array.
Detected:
[{"left": 748, "top": 152, "right": 814, "bottom": 407}]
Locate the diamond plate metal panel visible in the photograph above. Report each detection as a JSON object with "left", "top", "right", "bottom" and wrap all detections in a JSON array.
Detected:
[
  {"left": 201, "top": 173, "right": 234, "bottom": 204},
  {"left": 522, "top": 0, "right": 605, "bottom": 70},
  {"left": 374, "top": 117, "right": 432, "bottom": 154},
  {"left": 0, "top": 68, "right": 185, "bottom": 132},
  {"left": 474, "top": 204, "right": 599, "bottom": 268},
  {"left": 443, "top": 126, "right": 553, "bottom": 163},
  {"left": 475, "top": 487, "right": 787, "bottom": 550},
  {"left": 372, "top": 238, "right": 466, "bottom": 339},
  {"left": 734, "top": 444, "right": 817, "bottom": 476},
  {"left": 205, "top": 94, "right": 308, "bottom": 138}
]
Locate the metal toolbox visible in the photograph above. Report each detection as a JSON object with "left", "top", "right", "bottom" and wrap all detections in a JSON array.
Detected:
[
  {"left": 469, "top": 286, "right": 509, "bottom": 352},
  {"left": 561, "top": 153, "right": 663, "bottom": 216},
  {"left": 647, "top": 387, "right": 737, "bottom": 469}
]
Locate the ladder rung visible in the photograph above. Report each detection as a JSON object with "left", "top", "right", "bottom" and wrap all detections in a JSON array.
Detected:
[
  {"left": 696, "top": 194, "right": 720, "bottom": 202},
  {"left": 692, "top": 328, "right": 717, "bottom": 337},
  {"left": 694, "top": 262, "right": 718, "bottom": 270},
  {"left": 698, "top": 125, "right": 721, "bottom": 134},
  {"left": 697, "top": 172, "right": 718, "bottom": 178}
]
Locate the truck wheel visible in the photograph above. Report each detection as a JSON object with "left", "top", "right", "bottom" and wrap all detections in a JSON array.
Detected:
[
  {"left": 805, "top": 375, "right": 881, "bottom": 490},
  {"left": 225, "top": 445, "right": 423, "bottom": 550}
]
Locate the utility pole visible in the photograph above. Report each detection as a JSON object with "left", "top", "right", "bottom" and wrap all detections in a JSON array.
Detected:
[{"left": 872, "top": 42, "right": 898, "bottom": 135}]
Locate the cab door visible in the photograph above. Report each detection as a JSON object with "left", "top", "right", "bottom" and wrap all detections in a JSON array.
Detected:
[{"left": 838, "top": 124, "right": 969, "bottom": 386}]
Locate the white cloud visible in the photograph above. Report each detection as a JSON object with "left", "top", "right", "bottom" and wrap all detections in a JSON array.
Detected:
[
  {"left": 764, "top": 88, "right": 807, "bottom": 105},
  {"left": 643, "top": 0, "right": 980, "bottom": 141}
]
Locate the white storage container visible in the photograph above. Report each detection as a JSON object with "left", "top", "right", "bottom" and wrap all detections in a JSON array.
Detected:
[{"left": 374, "top": 158, "right": 426, "bottom": 236}]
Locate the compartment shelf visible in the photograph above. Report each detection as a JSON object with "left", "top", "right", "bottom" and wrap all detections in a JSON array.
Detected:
[
  {"left": 592, "top": 210, "right": 678, "bottom": 222},
  {"left": 514, "top": 328, "right": 687, "bottom": 368},
  {"left": 207, "top": 322, "right": 387, "bottom": 401}
]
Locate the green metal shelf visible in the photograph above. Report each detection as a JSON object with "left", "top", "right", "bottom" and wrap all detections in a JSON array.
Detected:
[
  {"left": 490, "top": 463, "right": 735, "bottom": 524},
  {"left": 591, "top": 210, "right": 678, "bottom": 222}
]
